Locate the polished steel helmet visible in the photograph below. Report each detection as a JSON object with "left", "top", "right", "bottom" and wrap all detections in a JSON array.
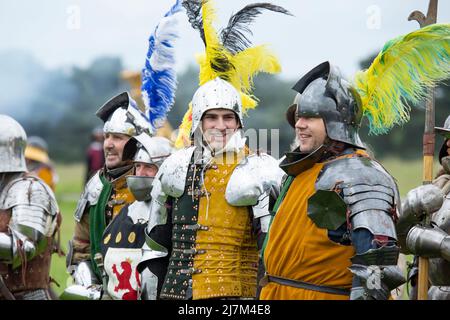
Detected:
[
  {"left": 436, "top": 115, "right": 450, "bottom": 162},
  {"left": 0, "top": 114, "right": 27, "bottom": 173},
  {"left": 190, "top": 77, "right": 243, "bottom": 136},
  {"left": 123, "top": 133, "right": 173, "bottom": 201},
  {"left": 133, "top": 134, "right": 172, "bottom": 168},
  {"left": 96, "top": 92, "right": 151, "bottom": 137},
  {"left": 286, "top": 61, "right": 364, "bottom": 149}
]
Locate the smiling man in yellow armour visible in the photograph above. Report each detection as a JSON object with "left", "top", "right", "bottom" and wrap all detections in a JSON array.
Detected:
[
  {"left": 138, "top": 0, "right": 290, "bottom": 300},
  {"left": 260, "top": 22, "right": 450, "bottom": 300},
  {"left": 260, "top": 55, "right": 450, "bottom": 302},
  {"left": 259, "top": 62, "right": 406, "bottom": 300}
]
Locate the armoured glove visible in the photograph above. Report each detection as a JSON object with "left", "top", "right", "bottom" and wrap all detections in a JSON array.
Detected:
[
  {"left": 402, "top": 184, "right": 444, "bottom": 219},
  {"left": 349, "top": 265, "right": 405, "bottom": 300},
  {"left": 397, "top": 184, "right": 444, "bottom": 250},
  {"left": 406, "top": 225, "right": 450, "bottom": 261}
]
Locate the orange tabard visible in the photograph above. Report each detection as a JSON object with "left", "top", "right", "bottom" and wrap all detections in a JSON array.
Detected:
[
  {"left": 261, "top": 162, "right": 355, "bottom": 300},
  {"left": 192, "top": 155, "right": 258, "bottom": 299}
]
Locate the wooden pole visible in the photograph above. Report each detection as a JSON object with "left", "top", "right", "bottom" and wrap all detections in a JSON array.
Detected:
[{"left": 407, "top": 0, "right": 438, "bottom": 301}]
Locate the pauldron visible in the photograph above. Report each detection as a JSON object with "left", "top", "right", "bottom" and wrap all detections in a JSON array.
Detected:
[
  {"left": 159, "top": 146, "right": 196, "bottom": 198},
  {"left": 74, "top": 172, "right": 103, "bottom": 222},
  {"left": 308, "top": 156, "right": 399, "bottom": 239},
  {"left": 0, "top": 176, "right": 59, "bottom": 268},
  {"left": 0, "top": 176, "right": 59, "bottom": 216},
  {"left": 225, "top": 152, "right": 285, "bottom": 207}
]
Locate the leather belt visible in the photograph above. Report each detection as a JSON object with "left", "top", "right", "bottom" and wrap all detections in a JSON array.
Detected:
[{"left": 262, "top": 274, "right": 350, "bottom": 296}]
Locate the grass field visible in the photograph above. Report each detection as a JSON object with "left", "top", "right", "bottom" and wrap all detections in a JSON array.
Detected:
[{"left": 50, "top": 158, "right": 442, "bottom": 298}]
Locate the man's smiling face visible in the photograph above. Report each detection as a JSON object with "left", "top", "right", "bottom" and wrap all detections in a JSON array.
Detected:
[
  {"left": 201, "top": 108, "right": 240, "bottom": 151},
  {"left": 103, "top": 132, "right": 130, "bottom": 169},
  {"left": 295, "top": 116, "right": 327, "bottom": 152}
]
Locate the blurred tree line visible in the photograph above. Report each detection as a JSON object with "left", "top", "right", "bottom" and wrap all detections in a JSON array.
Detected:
[{"left": 0, "top": 50, "right": 448, "bottom": 163}]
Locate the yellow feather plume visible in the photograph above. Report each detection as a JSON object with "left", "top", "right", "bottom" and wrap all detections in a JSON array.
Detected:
[
  {"left": 233, "top": 45, "right": 282, "bottom": 112},
  {"left": 175, "top": 0, "right": 286, "bottom": 148}
]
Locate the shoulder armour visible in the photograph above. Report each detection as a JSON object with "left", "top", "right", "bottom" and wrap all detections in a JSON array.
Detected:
[
  {"left": 316, "top": 157, "right": 398, "bottom": 195},
  {"left": 159, "top": 146, "right": 196, "bottom": 198},
  {"left": 226, "top": 153, "right": 285, "bottom": 206},
  {"left": 127, "top": 200, "right": 151, "bottom": 224},
  {"left": 74, "top": 171, "right": 103, "bottom": 222},
  {"left": 146, "top": 174, "right": 169, "bottom": 236},
  {"left": 309, "top": 156, "right": 399, "bottom": 238},
  {"left": 0, "top": 176, "right": 58, "bottom": 215}
]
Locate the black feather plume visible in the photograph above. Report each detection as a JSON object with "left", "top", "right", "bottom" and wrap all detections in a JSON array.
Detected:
[
  {"left": 220, "top": 3, "right": 293, "bottom": 55},
  {"left": 182, "top": 0, "right": 206, "bottom": 45}
]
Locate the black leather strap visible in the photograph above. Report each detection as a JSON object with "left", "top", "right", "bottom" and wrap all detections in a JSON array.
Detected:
[{"left": 266, "top": 274, "right": 350, "bottom": 296}]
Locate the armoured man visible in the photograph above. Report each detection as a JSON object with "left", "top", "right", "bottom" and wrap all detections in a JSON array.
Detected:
[
  {"left": 396, "top": 115, "right": 450, "bottom": 300},
  {"left": 97, "top": 134, "right": 172, "bottom": 300},
  {"left": 0, "top": 115, "right": 60, "bottom": 300},
  {"left": 260, "top": 62, "right": 405, "bottom": 300},
  {"left": 140, "top": 76, "right": 284, "bottom": 300},
  {"left": 137, "top": 0, "right": 290, "bottom": 300},
  {"left": 65, "top": 92, "right": 150, "bottom": 298}
]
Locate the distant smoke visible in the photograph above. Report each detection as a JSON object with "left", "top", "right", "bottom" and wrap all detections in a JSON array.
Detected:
[
  {"left": 0, "top": 50, "right": 46, "bottom": 120},
  {"left": 0, "top": 49, "right": 124, "bottom": 162}
]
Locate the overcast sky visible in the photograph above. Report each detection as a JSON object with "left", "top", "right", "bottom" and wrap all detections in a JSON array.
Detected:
[{"left": 1, "top": 0, "right": 449, "bottom": 81}]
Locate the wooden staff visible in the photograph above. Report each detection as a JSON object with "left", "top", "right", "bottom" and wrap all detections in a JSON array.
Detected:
[{"left": 408, "top": 0, "right": 438, "bottom": 301}]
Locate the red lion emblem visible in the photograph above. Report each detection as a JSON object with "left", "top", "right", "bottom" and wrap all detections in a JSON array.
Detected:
[{"left": 112, "top": 259, "right": 141, "bottom": 300}]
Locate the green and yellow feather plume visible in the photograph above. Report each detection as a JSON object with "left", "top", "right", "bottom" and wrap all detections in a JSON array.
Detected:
[
  {"left": 175, "top": 0, "right": 291, "bottom": 148},
  {"left": 354, "top": 23, "right": 450, "bottom": 135}
]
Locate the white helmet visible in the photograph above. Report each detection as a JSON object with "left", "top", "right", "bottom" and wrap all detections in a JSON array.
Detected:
[
  {"left": 123, "top": 133, "right": 173, "bottom": 201},
  {"left": 190, "top": 77, "right": 243, "bottom": 137},
  {"left": 96, "top": 92, "right": 151, "bottom": 136}
]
